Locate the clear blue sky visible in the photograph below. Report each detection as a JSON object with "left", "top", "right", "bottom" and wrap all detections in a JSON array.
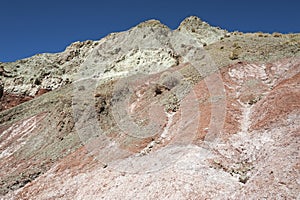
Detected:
[{"left": 1, "top": 0, "right": 299, "bottom": 62}]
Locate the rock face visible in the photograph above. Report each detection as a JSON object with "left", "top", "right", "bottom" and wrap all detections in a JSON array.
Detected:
[
  {"left": 0, "top": 16, "right": 299, "bottom": 199},
  {"left": 178, "top": 16, "right": 228, "bottom": 45}
]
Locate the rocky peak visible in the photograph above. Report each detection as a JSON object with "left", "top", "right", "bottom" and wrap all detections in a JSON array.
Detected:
[
  {"left": 177, "top": 16, "right": 228, "bottom": 45},
  {"left": 178, "top": 16, "right": 204, "bottom": 29},
  {"left": 136, "top": 19, "right": 169, "bottom": 29}
]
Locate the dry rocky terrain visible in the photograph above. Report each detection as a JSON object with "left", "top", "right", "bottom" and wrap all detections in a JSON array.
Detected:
[{"left": 0, "top": 16, "right": 299, "bottom": 199}]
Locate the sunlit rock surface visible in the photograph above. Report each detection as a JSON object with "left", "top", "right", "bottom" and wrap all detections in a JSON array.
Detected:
[{"left": 1, "top": 16, "right": 299, "bottom": 199}]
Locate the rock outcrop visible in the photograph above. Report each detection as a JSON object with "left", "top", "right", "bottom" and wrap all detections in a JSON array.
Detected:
[
  {"left": 178, "top": 16, "right": 228, "bottom": 45},
  {"left": 0, "top": 16, "right": 299, "bottom": 199}
]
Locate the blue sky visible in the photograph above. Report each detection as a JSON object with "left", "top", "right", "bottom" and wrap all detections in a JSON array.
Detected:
[{"left": 1, "top": 0, "right": 299, "bottom": 62}]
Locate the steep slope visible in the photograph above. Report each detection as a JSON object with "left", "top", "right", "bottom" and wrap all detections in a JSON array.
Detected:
[{"left": 0, "top": 16, "right": 299, "bottom": 199}]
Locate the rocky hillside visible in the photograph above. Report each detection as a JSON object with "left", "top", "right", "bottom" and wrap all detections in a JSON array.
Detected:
[{"left": 0, "top": 16, "right": 299, "bottom": 199}]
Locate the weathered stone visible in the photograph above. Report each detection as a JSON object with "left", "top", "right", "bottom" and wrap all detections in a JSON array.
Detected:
[{"left": 0, "top": 16, "right": 299, "bottom": 199}]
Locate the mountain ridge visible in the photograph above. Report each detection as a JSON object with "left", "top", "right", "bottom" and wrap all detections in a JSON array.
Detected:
[{"left": 0, "top": 16, "right": 299, "bottom": 199}]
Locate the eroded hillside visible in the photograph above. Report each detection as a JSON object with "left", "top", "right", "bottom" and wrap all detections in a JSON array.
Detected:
[{"left": 0, "top": 16, "right": 299, "bottom": 199}]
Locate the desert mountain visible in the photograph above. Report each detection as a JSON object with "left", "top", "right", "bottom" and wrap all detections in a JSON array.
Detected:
[{"left": 0, "top": 16, "right": 299, "bottom": 199}]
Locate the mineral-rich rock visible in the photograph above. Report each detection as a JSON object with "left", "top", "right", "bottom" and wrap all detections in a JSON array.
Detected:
[{"left": 0, "top": 16, "right": 299, "bottom": 199}]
